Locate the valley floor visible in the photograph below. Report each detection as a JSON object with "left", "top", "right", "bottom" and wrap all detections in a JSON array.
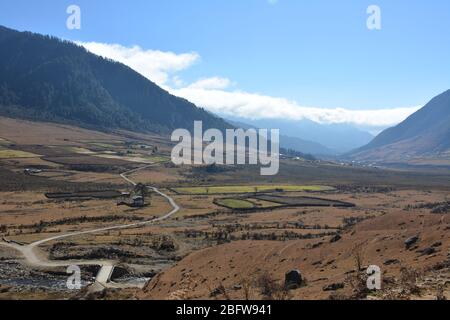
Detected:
[{"left": 0, "top": 117, "right": 449, "bottom": 300}]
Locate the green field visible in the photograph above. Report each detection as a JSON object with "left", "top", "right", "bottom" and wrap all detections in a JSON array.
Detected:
[
  {"left": 173, "top": 185, "right": 335, "bottom": 195},
  {"left": 215, "top": 198, "right": 255, "bottom": 209}
]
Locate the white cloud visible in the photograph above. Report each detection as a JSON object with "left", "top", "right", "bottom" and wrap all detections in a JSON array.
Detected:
[
  {"left": 77, "top": 42, "right": 199, "bottom": 86},
  {"left": 170, "top": 87, "right": 421, "bottom": 127},
  {"left": 78, "top": 41, "right": 420, "bottom": 128},
  {"left": 187, "top": 77, "right": 233, "bottom": 90},
  {"left": 172, "top": 75, "right": 185, "bottom": 88}
]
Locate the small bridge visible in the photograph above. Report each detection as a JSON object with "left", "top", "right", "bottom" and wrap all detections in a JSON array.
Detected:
[{"left": 95, "top": 265, "right": 115, "bottom": 284}]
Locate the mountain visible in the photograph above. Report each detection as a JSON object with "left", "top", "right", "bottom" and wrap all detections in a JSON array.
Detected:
[
  {"left": 228, "top": 119, "right": 333, "bottom": 156},
  {"left": 0, "top": 25, "right": 229, "bottom": 134},
  {"left": 349, "top": 90, "right": 450, "bottom": 163},
  {"left": 226, "top": 117, "right": 373, "bottom": 154},
  {"left": 278, "top": 134, "right": 333, "bottom": 156}
]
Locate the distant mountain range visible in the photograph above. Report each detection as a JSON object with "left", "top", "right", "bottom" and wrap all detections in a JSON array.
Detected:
[
  {"left": 0, "top": 25, "right": 229, "bottom": 134},
  {"left": 349, "top": 90, "right": 450, "bottom": 164},
  {"left": 228, "top": 119, "right": 334, "bottom": 155},
  {"left": 227, "top": 117, "right": 374, "bottom": 155}
]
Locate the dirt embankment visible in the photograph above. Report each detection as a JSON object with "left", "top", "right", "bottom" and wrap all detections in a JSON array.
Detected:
[{"left": 137, "top": 210, "right": 450, "bottom": 300}]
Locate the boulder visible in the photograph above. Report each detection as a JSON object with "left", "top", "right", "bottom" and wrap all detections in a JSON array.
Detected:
[
  {"left": 431, "top": 242, "right": 442, "bottom": 248},
  {"left": 405, "top": 236, "right": 419, "bottom": 249},
  {"left": 330, "top": 234, "right": 342, "bottom": 243},
  {"left": 418, "top": 247, "right": 436, "bottom": 256},
  {"left": 323, "top": 282, "right": 345, "bottom": 291},
  {"left": 383, "top": 259, "right": 400, "bottom": 266},
  {"left": 285, "top": 269, "right": 303, "bottom": 289}
]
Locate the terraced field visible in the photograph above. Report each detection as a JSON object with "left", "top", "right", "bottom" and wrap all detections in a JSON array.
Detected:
[
  {"left": 215, "top": 198, "right": 256, "bottom": 209},
  {"left": 255, "top": 194, "right": 355, "bottom": 207},
  {"left": 215, "top": 194, "right": 354, "bottom": 210},
  {"left": 66, "top": 144, "right": 170, "bottom": 164}
]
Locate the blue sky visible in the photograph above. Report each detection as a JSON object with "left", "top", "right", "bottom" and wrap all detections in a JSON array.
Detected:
[{"left": 1, "top": 0, "right": 450, "bottom": 128}]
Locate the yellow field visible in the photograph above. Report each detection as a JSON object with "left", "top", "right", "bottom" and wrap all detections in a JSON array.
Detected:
[
  {"left": 0, "top": 148, "right": 40, "bottom": 159},
  {"left": 67, "top": 143, "right": 170, "bottom": 164},
  {"left": 88, "top": 142, "right": 122, "bottom": 149},
  {"left": 94, "top": 153, "right": 169, "bottom": 164},
  {"left": 173, "top": 185, "right": 335, "bottom": 195},
  {"left": 67, "top": 147, "right": 96, "bottom": 155}
]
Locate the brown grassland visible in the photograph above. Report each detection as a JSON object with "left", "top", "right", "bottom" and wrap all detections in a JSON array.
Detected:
[{"left": 0, "top": 116, "right": 449, "bottom": 300}]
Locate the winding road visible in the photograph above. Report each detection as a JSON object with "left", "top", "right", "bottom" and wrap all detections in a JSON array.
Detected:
[{"left": 0, "top": 164, "right": 180, "bottom": 287}]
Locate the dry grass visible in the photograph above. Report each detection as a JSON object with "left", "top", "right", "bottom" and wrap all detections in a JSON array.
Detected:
[
  {"left": 256, "top": 272, "right": 292, "bottom": 300},
  {"left": 399, "top": 267, "right": 422, "bottom": 295}
]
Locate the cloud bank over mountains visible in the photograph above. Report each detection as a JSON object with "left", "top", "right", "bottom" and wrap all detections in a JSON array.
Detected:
[
  {"left": 79, "top": 41, "right": 420, "bottom": 128},
  {"left": 79, "top": 42, "right": 199, "bottom": 87}
]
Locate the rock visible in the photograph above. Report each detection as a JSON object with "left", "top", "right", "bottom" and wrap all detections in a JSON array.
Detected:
[
  {"left": 0, "top": 285, "right": 11, "bottom": 293},
  {"left": 418, "top": 247, "right": 436, "bottom": 256},
  {"left": 210, "top": 286, "right": 225, "bottom": 297},
  {"left": 431, "top": 260, "right": 450, "bottom": 271},
  {"left": 360, "top": 266, "right": 370, "bottom": 272},
  {"left": 431, "top": 242, "right": 442, "bottom": 248},
  {"left": 384, "top": 259, "right": 400, "bottom": 266},
  {"left": 86, "top": 282, "right": 107, "bottom": 294},
  {"left": 323, "top": 283, "right": 345, "bottom": 291},
  {"left": 405, "top": 236, "right": 419, "bottom": 249},
  {"left": 330, "top": 234, "right": 342, "bottom": 243},
  {"left": 285, "top": 269, "right": 303, "bottom": 290},
  {"left": 312, "top": 242, "right": 323, "bottom": 249}
]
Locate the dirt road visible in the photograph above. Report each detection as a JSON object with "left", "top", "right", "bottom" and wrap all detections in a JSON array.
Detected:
[{"left": 0, "top": 164, "right": 180, "bottom": 287}]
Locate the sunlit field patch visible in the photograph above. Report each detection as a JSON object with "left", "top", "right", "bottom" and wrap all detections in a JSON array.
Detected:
[
  {"left": 67, "top": 147, "right": 96, "bottom": 155},
  {"left": 94, "top": 154, "right": 169, "bottom": 164},
  {"left": 173, "top": 185, "right": 335, "bottom": 195},
  {"left": 0, "top": 137, "right": 12, "bottom": 145},
  {"left": 0, "top": 147, "right": 40, "bottom": 159},
  {"left": 88, "top": 142, "right": 123, "bottom": 149}
]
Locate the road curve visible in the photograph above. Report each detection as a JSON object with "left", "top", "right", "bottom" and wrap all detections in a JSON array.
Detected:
[{"left": 0, "top": 164, "right": 180, "bottom": 283}]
